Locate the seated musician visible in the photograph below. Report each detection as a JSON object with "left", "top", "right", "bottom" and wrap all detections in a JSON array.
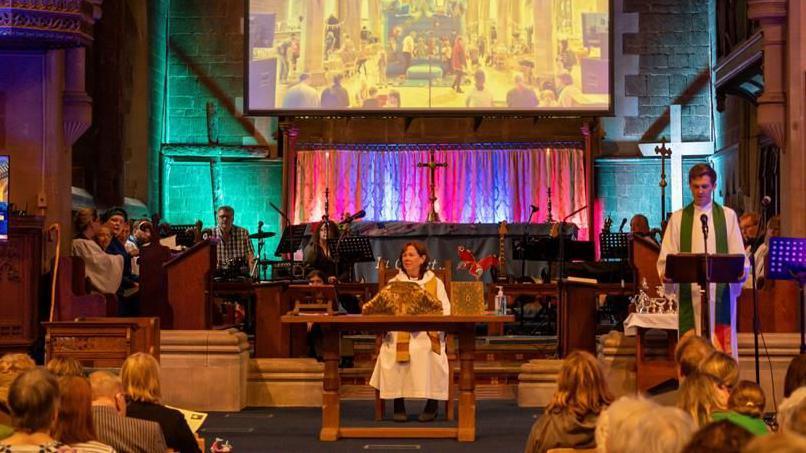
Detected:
[
  {"left": 369, "top": 241, "right": 451, "bottom": 422},
  {"left": 212, "top": 205, "right": 255, "bottom": 273},
  {"left": 630, "top": 214, "right": 659, "bottom": 246},
  {"left": 71, "top": 207, "right": 124, "bottom": 295},
  {"left": 302, "top": 220, "right": 338, "bottom": 279},
  {"left": 753, "top": 215, "right": 780, "bottom": 287}
]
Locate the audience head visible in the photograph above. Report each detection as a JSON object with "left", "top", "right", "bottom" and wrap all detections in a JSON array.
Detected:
[
  {"left": 698, "top": 351, "right": 739, "bottom": 390},
  {"left": 630, "top": 214, "right": 651, "bottom": 235},
  {"left": 681, "top": 419, "right": 753, "bottom": 453},
  {"left": 55, "top": 375, "right": 98, "bottom": 444},
  {"left": 0, "top": 353, "right": 36, "bottom": 403},
  {"left": 675, "top": 334, "right": 715, "bottom": 380},
  {"left": 778, "top": 387, "right": 806, "bottom": 436},
  {"left": 132, "top": 219, "right": 153, "bottom": 244},
  {"left": 677, "top": 371, "right": 729, "bottom": 428},
  {"left": 73, "top": 208, "right": 100, "bottom": 239},
  {"left": 399, "top": 241, "right": 430, "bottom": 279},
  {"left": 474, "top": 69, "right": 486, "bottom": 88},
  {"left": 548, "top": 350, "right": 613, "bottom": 419},
  {"left": 743, "top": 432, "right": 806, "bottom": 453},
  {"left": 739, "top": 212, "right": 760, "bottom": 244},
  {"left": 121, "top": 352, "right": 161, "bottom": 404},
  {"left": 118, "top": 221, "right": 130, "bottom": 243},
  {"left": 728, "top": 380, "right": 765, "bottom": 418},
  {"left": 765, "top": 215, "right": 781, "bottom": 241},
  {"left": 784, "top": 353, "right": 806, "bottom": 397},
  {"left": 387, "top": 90, "right": 401, "bottom": 107},
  {"left": 602, "top": 397, "right": 694, "bottom": 453},
  {"left": 89, "top": 371, "right": 127, "bottom": 416},
  {"left": 102, "top": 207, "right": 128, "bottom": 236},
  {"left": 595, "top": 395, "right": 656, "bottom": 453},
  {"left": 7, "top": 369, "right": 60, "bottom": 434},
  {"left": 46, "top": 357, "right": 84, "bottom": 378},
  {"left": 307, "top": 270, "right": 326, "bottom": 286}
]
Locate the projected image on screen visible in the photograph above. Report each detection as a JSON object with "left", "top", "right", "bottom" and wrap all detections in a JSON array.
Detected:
[
  {"left": 0, "top": 156, "right": 8, "bottom": 241},
  {"left": 247, "top": 0, "right": 610, "bottom": 113}
]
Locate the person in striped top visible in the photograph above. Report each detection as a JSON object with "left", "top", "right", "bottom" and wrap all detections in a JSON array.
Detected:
[{"left": 89, "top": 372, "right": 166, "bottom": 453}]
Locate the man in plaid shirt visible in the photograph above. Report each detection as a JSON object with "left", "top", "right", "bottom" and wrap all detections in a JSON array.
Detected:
[{"left": 212, "top": 205, "right": 255, "bottom": 272}]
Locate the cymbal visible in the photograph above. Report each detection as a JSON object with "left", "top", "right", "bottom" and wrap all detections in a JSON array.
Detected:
[{"left": 249, "top": 231, "right": 276, "bottom": 239}]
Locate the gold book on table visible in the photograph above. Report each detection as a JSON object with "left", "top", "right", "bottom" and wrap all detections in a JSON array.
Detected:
[{"left": 450, "top": 281, "right": 486, "bottom": 315}]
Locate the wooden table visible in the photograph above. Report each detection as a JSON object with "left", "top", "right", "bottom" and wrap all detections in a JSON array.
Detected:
[{"left": 281, "top": 314, "right": 514, "bottom": 442}]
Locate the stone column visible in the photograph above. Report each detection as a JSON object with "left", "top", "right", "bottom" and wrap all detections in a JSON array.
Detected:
[
  {"left": 532, "top": 0, "right": 555, "bottom": 77},
  {"left": 301, "top": 0, "right": 326, "bottom": 85},
  {"left": 367, "top": 0, "right": 382, "bottom": 43},
  {"left": 496, "top": 0, "right": 511, "bottom": 50},
  {"left": 466, "top": 0, "right": 480, "bottom": 37},
  {"left": 785, "top": 0, "right": 806, "bottom": 236},
  {"left": 748, "top": 0, "right": 787, "bottom": 147},
  {"left": 339, "top": 0, "right": 362, "bottom": 52}
]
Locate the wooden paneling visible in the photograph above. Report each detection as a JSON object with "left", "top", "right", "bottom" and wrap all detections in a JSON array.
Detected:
[{"left": 0, "top": 215, "right": 42, "bottom": 354}]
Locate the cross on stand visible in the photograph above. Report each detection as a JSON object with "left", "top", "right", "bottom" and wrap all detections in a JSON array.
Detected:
[
  {"left": 417, "top": 148, "right": 448, "bottom": 223},
  {"left": 639, "top": 105, "right": 714, "bottom": 215},
  {"left": 655, "top": 138, "right": 672, "bottom": 226}
]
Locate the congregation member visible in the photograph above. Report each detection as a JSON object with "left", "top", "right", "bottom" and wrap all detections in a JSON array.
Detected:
[
  {"left": 784, "top": 353, "right": 806, "bottom": 398},
  {"left": 102, "top": 207, "right": 138, "bottom": 294},
  {"left": 778, "top": 387, "right": 806, "bottom": 436},
  {"left": 71, "top": 208, "right": 124, "bottom": 295},
  {"left": 658, "top": 164, "right": 748, "bottom": 358},
  {"left": 89, "top": 371, "right": 167, "bottom": 453},
  {"left": 0, "top": 369, "right": 64, "bottom": 451},
  {"left": 369, "top": 242, "right": 450, "bottom": 422},
  {"left": 681, "top": 419, "right": 753, "bottom": 453},
  {"left": 711, "top": 380, "right": 769, "bottom": 435},
  {"left": 94, "top": 226, "right": 113, "bottom": 252},
  {"left": 524, "top": 350, "right": 613, "bottom": 453},
  {"left": 677, "top": 372, "right": 729, "bottom": 428},
  {"left": 45, "top": 358, "right": 84, "bottom": 378},
  {"left": 212, "top": 205, "right": 254, "bottom": 273},
  {"left": 0, "top": 354, "right": 35, "bottom": 412},
  {"left": 120, "top": 353, "right": 201, "bottom": 453},
  {"left": 676, "top": 334, "right": 715, "bottom": 381},
  {"left": 54, "top": 376, "right": 115, "bottom": 452},
  {"left": 743, "top": 431, "right": 806, "bottom": 452},
  {"left": 698, "top": 350, "right": 739, "bottom": 390},
  {"left": 596, "top": 396, "right": 694, "bottom": 453}
]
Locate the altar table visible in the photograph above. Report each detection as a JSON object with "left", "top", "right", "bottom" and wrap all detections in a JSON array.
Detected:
[{"left": 281, "top": 314, "right": 514, "bottom": 442}]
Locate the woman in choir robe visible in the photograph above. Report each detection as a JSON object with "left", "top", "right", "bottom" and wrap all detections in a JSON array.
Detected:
[
  {"left": 369, "top": 241, "right": 450, "bottom": 422},
  {"left": 70, "top": 207, "right": 124, "bottom": 295}
]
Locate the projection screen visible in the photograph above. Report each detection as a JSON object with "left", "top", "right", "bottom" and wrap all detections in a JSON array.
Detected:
[{"left": 245, "top": 0, "right": 612, "bottom": 115}]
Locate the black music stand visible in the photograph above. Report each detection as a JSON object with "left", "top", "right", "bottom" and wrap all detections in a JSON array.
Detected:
[
  {"left": 274, "top": 224, "right": 307, "bottom": 257},
  {"left": 600, "top": 232, "right": 629, "bottom": 261},
  {"left": 766, "top": 237, "right": 806, "bottom": 353},
  {"left": 666, "top": 253, "right": 746, "bottom": 340},
  {"left": 328, "top": 236, "right": 375, "bottom": 283}
]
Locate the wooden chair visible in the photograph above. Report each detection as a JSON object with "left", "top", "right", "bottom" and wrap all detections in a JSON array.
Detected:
[
  {"left": 52, "top": 256, "right": 117, "bottom": 321},
  {"left": 373, "top": 260, "right": 456, "bottom": 421}
]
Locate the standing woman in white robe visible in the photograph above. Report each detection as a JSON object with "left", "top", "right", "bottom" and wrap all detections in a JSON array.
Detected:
[
  {"left": 369, "top": 241, "right": 451, "bottom": 422},
  {"left": 70, "top": 207, "right": 124, "bottom": 295}
]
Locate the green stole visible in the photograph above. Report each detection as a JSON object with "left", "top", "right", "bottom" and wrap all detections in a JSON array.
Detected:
[{"left": 678, "top": 202, "right": 731, "bottom": 335}]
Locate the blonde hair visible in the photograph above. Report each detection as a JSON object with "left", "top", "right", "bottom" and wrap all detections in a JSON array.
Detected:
[
  {"left": 46, "top": 357, "right": 84, "bottom": 378},
  {"left": 677, "top": 372, "right": 727, "bottom": 428},
  {"left": 120, "top": 353, "right": 161, "bottom": 403},
  {"left": 675, "top": 335, "right": 714, "bottom": 378},
  {"left": 73, "top": 208, "right": 98, "bottom": 236},
  {"left": 729, "top": 380, "right": 766, "bottom": 417},
  {"left": 607, "top": 405, "right": 693, "bottom": 453},
  {"left": 0, "top": 353, "right": 36, "bottom": 404},
  {"left": 596, "top": 396, "right": 657, "bottom": 453},
  {"left": 698, "top": 351, "right": 739, "bottom": 389},
  {"left": 547, "top": 350, "right": 613, "bottom": 419}
]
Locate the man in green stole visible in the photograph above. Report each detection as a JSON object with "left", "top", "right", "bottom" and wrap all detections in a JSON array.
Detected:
[{"left": 657, "top": 164, "right": 749, "bottom": 359}]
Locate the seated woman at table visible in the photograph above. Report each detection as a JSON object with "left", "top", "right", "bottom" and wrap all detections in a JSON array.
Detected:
[{"left": 369, "top": 241, "right": 451, "bottom": 422}]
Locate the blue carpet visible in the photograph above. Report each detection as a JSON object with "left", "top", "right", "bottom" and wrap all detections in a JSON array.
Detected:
[{"left": 199, "top": 400, "right": 539, "bottom": 452}]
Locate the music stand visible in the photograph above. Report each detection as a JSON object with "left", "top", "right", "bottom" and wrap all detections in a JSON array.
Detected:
[
  {"left": 600, "top": 232, "right": 629, "bottom": 261},
  {"left": 766, "top": 237, "right": 806, "bottom": 352},
  {"left": 286, "top": 284, "right": 338, "bottom": 314},
  {"left": 328, "top": 236, "right": 375, "bottom": 282},
  {"left": 274, "top": 224, "right": 307, "bottom": 257},
  {"left": 666, "top": 253, "right": 746, "bottom": 340}
]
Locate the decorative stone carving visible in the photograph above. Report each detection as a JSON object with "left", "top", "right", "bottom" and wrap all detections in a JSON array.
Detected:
[{"left": 0, "top": 0, "right": 104, "bottom": 49}]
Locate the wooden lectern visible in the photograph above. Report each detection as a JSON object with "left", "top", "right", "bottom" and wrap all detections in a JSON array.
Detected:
[{"left": 139, "top": 240, "right": 215, "bottom": 329}]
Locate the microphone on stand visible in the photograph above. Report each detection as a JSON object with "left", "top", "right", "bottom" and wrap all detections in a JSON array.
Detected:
[
  {"left": 761, "top": 195, "right": 772, "bottom": 207},
  {"left": 618, "top": 218, "right": 627, "bottom": 233},
  {"left": 341, "top": 209, "right": 366, "bottom": 224},
  {"left": 257, "top": 220, "right": 264, "bottom": 231},
  {"left": 530, "top": 204, "right": 540, "bottom": 212},
  {"left": 700, "top": 214, "right": 709, "bottom": 240}
]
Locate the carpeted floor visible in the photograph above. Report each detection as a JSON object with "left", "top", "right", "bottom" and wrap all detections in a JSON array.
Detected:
[{"left": 199, "top": 400, "right": 540, "bottom": 452}]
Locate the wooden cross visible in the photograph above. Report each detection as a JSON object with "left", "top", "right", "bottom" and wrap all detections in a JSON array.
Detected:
[
  {"left": 638, "top": 105, "right": 714, "bottom": 211},
  {"left": 417, "top": 148, "right": 448, "bottom": 223}
]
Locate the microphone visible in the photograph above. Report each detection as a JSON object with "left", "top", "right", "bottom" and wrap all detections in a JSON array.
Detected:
[
  {"left": 341, "top": 209, "right": 366, "bottom": 223},
  {"left": 700, "top": 214, "right": 709, "bottom": 237},
  {"left": 761, "top": 196, "right": 772, "bottom": 207},
  {"left": 618, "top": 218, "right": 627, "bottom": 233},
  {"left": 258, "top": 220, "right": 264, "bottom": 229},
  {"left": 530, "top": 204, "right": 540, "bottom": 212}
]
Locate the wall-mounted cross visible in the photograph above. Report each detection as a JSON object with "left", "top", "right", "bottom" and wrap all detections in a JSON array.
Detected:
[{"left": 417, "top": 149, "right": 448, "bottom": 223}]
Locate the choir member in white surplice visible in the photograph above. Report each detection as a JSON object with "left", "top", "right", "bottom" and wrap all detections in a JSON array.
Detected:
[
  {"left": 71, "top": 207, "right": 124, "bottom": 295},
  {"left": 369, "top": 241, "right": 451, "bottom": 422}
]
